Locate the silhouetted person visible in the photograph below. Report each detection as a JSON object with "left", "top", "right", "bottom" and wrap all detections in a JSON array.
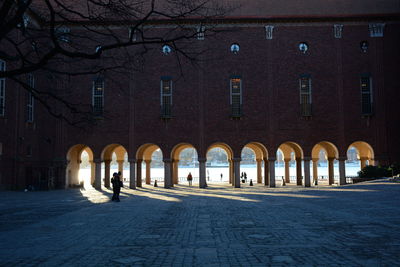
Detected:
[
  {"left": 111, "top": 172, "right": 122, "bottom": 202},
  {"left": 187, "top": 172, "right": 193, "bottom": 186},
  {"left": 220, "top": 173, "right": 223, "bottom": 181}
]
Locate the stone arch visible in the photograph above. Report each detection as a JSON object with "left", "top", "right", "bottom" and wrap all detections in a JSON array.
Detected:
[
  {"left": 171, "top": 143, "right": 199, "bottom": 185},
  {"left": 311, "top": 141, "right": 340, "bottom": 185},
  {"left": 242, "top": 142, "right": 269, "bottom": 184},
  {"left": 101, "top": 144, "right": 128, "bottom": 187},
  {"left": 348, "top": 141, "right": 375, "bottom": 168},
  {"left": 136, "top": 143, "right": 164, "bottom": 187},
  {"left": 206, "top": 142, "right": 237, "bottom": 187},
  {"left": 66, "top": 144, "right": 94, "bottom": 188},
  {"left": 277, "top": 142, "right": 304, "bottom": 186}
]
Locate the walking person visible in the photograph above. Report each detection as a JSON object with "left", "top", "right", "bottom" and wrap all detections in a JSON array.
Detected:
[
  {"left": 111, "top": 172, "right": 122, "bottom": 202},
  {"left": 187, "top": 172, "right": 193, "bottom": 186}
]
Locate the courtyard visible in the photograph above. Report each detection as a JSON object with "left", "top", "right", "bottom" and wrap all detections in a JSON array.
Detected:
[{"left": 0, "top": 180, "right": 399, "bottom": 266}]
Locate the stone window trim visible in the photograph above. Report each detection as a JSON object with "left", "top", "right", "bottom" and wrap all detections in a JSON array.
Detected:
[
  {"left": 0, "top": 60, "right": 5, "bottom": 117},
  {"left": 369, "top": 23, "right": 385, "bottom": 38},
  {"left": 299, "top": 74, "right": 312, "bottom": 117},
  {"left": 265, "top": 25, "right": 274, "bottom": 40},
  {"left": 197, "top": 25, "right": 205, "bottom": 40}
]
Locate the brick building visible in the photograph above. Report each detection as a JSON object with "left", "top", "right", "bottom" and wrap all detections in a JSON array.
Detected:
[{"left": 0, "top": 0, "right": 399, "bottom": 190}]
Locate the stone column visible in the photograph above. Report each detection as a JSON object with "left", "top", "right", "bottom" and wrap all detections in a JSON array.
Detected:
[
  {"left": 172, "top": 160, "right": 179, "bottom": 185},
  {"left": 264, "top": 159, "right": 269, "bottom": 186},
  {"left": 256, "top": 159, "right": 262, "bottom": 183},
  {"left": 163, "top": 159, "right": 172, "bottom": 188},
  {"left": 145, "top": 160, "right": 151, "bottom": 184},
  {"left": 312, "top": 158, "right": 318, "bottom": 185},
  {"left": 228, "top": 159, "right": 233, "bottom": 184},
  {"left": 198, "top": 158, "right": 207, "bottom": 188},
  {"left": 90, "top": 160, "right": 95, "bottom": 186},
  {"left": 284, "top": 158, "right": 290, "bottom": 183},
  {"left": 360, "top": 157, "right": 368, "bottom": 169},
  {"left": 304, "top": 157, "right": 311, "bottom": 187},
  {"left": 104, "top": 160, "right": 111, "bottom": 188},
  {"left": 296, "top": 157, "right": 302, "bottom": 186},
  {"left": 232, "top": 158, "right": 241, "bottom": 188},
  {"left": 268, "top": 157, "right": 276, "bottom": 187},
  {"left": 129, "top": 159, "right": 136, "bottom": 189},
  {"left": 93, "top": 159, "right": 102, "bottom": 190},
  {"left": 136, "top": 159, "right": 142, "bottom": 187},
  {"left": 339, "top": 157, "right": 347, "bottom": 185},
  {"left": 117, "top": 160, "right": 124, "bottom": 179},
  {"left": 328, "top": 157, "right": 335, "bottom": 185}
]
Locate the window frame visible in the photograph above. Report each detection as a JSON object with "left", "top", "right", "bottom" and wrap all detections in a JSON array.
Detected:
[
  {"left": 160, "top": 77, "right": 173, "bottom": 118},
  {"left": 360, "top": 74, "right": 373, "bottom": 115},
  {"left": 299, "top": 75, "right": 312, "bottom": 117},
  {"left": 92, "top": 76, "right": 104, "bottom": 116},
  {"left": 0, "top": 60, "right": 5, "bottom": 116},
  {"left": 26, "top": 74, "right": 35, "bottom": 122},
  {"left": 197, "top": 25, "right": 205, "bottom": 40},
  {"left": 230, "top": 76, "right": 242, "bottom": 118}
]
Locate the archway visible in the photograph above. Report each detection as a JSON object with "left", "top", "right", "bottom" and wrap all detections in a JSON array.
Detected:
[
  {"left": 101, "top": 144, "right": 128, "bottom": 188},
  {"left": 136, "top": 144, "right": 163, "bottom": 187},
  {"left": 241, "top": 142, "right": 268, "bottom": 185},
  {"left": 206, "top": 143, "right": 234, "bottom": 186},
  {"left": 311, "top": 141, "right": 339, "bottom": 185},
  {"left": 347, "top": 141, "right": 375, "bottom": 175},
  {"left": 171, "top": 143, "right": 199, "bottom": 187},
  {"left": 66, "top": 144, "right": 94, "bottom": 188},
  {"left": 277, "top": 142, "right": 304, "bottom": 186}
]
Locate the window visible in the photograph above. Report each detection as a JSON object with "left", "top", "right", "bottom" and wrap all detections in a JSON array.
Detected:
[
  {"left": 129, "top": 27, "right": 137, "bottom": 42},
  {"left": 299, "top": 42, "right": 308, "bottom": 54},
  {"left": 230, "top": 43, "right": 240, "bottom": 54},
  {"left": 0, "top": 60, "right": 5, "bottom": 116},
  {"left": 230, "top": 77, "right": 242, "bottom": 118},
  {"left": 26, "top": 74, "right": 34, "bottom": 122},
  {"left": 161, "top": 77, "right": 172, "bottom": 118},
  {"left": 299, "top": 75, "right": 312, "bottom": 116},
  {"left": 92, "top": 77, "right": 104, "bottom": 116},
  {"left": 55, "top": 26, "right": 70, "bottom": 42},
  {"left": 162, "top": 45, "right": 172, "bottom": 55},
  {"left": 197, "top": 26, "right": 205, "bottom": 40},
  {"left": 360, "top": 75, "right": 373, "bottom": 115}
]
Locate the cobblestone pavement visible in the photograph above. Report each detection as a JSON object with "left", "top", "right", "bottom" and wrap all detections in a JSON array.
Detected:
[{"left": 1, "top": 179, "right": 400, "bottom": 266}]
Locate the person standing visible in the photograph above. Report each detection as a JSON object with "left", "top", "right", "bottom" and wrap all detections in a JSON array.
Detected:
[
  {"left": 187, "top": 172, "right": 193, "bottom": 186},
  {"left": 220, "top": 173, "right": 223, "bottom": 181},
  {"left": 111, "top": 172, "right": 121, "bottom": 202}
]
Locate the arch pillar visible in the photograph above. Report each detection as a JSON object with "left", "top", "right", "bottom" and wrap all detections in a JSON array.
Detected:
[
  {"left": 232, "top": 158, "right": 241, "bottom": 188},
  {"left": 117, "top": 160, "right": 124, "bottom": 179},
  {"left": 172, "top": 160, "right": 179, "bottom": 185},
  {"left": 296, "top": 157, "right": 302, "bottom": 186},
  {"left": 304, "top": 157, "right": 311, "bottom": 187},
  {"left": 312, "top": 158, "right": 318, "bottom": 185},
  {"left": 256, "top": 159, "right": 263, "bottom": 183},
  {"left": 228, "top": 159, "right": 233, "bottom": 184},
  {"left": 89, "top": 160, "right": 95, "bottom": 186},
  {"left": 104, "top": 160, "right": 111, "bottom": 188},
  {"left": 360, "top": 157, "right": 368, "bottom": 169},
  {"left": 328, "top": 157, "right": 335, "bottom": 185},
  {"left": 129, "top": 159, "right": 136, "bottom": 189},
  {"left": 145, "top": 160, "right": 152, "bottom": 184},
  {"left": 163, "top": 159, "right": 172, "bottom": 188},
  {"left": 93, "top": 159, "right": 102, "bottom": 190},
  {"left": 268, "top": 157, "right": 276, "bottom": 187},
  {"left": 339, "top": 156, "right": 347, "bottom": 185},
  {"left": 284, "top": 158, "right": 290, "bottom": 183},
  {"left": 198, "top": 158, "right": 207, "bottom": 188},
  {"left": 264, "top": 159, "right": 269, "bottom": 186},
  {"left": 136, "top": 159, "right": 143, "bottom": 187}
]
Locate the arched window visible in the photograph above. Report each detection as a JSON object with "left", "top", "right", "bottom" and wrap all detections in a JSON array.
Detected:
[
  {"left": 162, "top": 45, "right": 172, "bottom": 55},
  {"left": 230, "top": 43, "right": 240, "bottom": 54},
  {"left": 92, "top": 77, "right": 104, "bottom": 116},
  {"left": 160, "top": 77, "right": 172, "bottom": 118}
]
